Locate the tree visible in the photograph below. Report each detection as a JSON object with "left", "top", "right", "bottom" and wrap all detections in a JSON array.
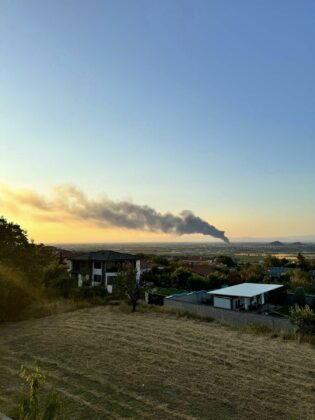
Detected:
[
  {"left": 170, "top": 266, "right": 192, "bottom": 289},
  {"left": 297, "top": 253, "right": 310, "bottom": 271},
  {"left": 289, "top": 305, "right": 315, "bottom": 337},
  {"left": 0, "top": 216, "right": 30, "bottom": 268},
  {"left": 116, "top": 262, "right": 141, "bottom": 312},
  {"left": 186, "top": 273, "right": 207, "bottom": 291},
  {"left": 290, "top": 270, "right": 312, "bottom": 292},
  {"left": 292, "top": 287, "right": 306, "bottom": 307}
]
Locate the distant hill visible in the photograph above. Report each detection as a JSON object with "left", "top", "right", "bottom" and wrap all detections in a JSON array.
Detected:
[
  {"left": 269, "top": 241, "right": 285, "bottom": 246},
  {"left": 291, "top": 242, "right": 304, "bottom": 246}
]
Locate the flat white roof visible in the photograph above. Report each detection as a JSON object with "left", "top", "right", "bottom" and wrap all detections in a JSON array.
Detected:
[{"left": 207, "top": 283, "right": 283, "bottom": 298}]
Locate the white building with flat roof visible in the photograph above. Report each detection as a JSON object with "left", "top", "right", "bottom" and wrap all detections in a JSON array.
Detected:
[{"left": 207, "top": 283, "right": 283, "bottom": 311}]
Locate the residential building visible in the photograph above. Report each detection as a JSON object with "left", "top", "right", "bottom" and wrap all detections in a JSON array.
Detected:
[
  {"left": 207, "top": 283, "right": 283, "bottom": 310},
  {"left": 70, "top": 250, "right": 140, "bottom": 293}
]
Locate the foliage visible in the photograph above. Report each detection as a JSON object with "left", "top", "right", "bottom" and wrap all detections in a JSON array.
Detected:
[
  {"left": 43, "top": 263, "right": 75, "bottom": 298},
  {"left": 0, "top": 263, "right": 36, "bottom": 322},
  {"left": 0, "top": 217, "right": 75, "bottom": 321},
  {"left": 263, "top": 255, "right": 289, "bottom": 269},
  {"left": 215, "top": 255, "right": 236, "bottom": 267},
  {"left": 240, "top": 264, "right": 264, "bottom": 283},
  {"left": 170, "top": 266, "right": 192, "bottom": 289},
  {"left": 116, "top": 262, "right": 141, "bottom": 312},
  {"left": 186, "top": 273, "right": 208, "bottom": 291},
  {"left": 290, "top": 270, "right": 313, "bottom": 292},
  {"left": 289, "top": 305, "right": 315, "bottom": 336},
  {"left": 12, "top": 365, "right": 61, "bottom": 420},
  {"left": 297, "top": 253, "right": 311, "bottom": 271},
  {"left": 292, "top": 287, "right": 306, "bottom": 307}
]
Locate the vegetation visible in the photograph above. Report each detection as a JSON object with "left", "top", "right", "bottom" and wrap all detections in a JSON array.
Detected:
[
  {"left": 0, "top": 306, "right": 314, "bottom": 419},
  {"left": 115, "top": 262, "right": 141, "bottom": 312},
  {"left": 11, "top": 365, "right": 61, "bottom": 420},
  {"left": 0, "top": 216, "right": 75, "bottom": 322},
  {"left": 289, "top": 305, "right": 315, "bottom": 337}
]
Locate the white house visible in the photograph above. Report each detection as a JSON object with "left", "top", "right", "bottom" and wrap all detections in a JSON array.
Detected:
[
  {"left": 207, "top": 283, "right": 283, "bottom": 311},
  {"left": 70, "top": 250, "right": 141, "bottom": 293}
]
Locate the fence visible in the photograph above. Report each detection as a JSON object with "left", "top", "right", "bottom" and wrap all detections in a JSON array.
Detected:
[{"left": 164, "top": 298, "right": 295, "bottom": 331}]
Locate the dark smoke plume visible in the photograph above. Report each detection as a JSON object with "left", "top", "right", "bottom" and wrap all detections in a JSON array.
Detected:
[
  {"left": 2, "top": 184, "right": 229, "bottom": 242},
  {"left": 54, "top": 186, "right": 230, "bottom": 243}
]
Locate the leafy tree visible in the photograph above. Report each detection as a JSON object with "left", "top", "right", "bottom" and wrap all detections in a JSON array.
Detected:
[
  {"left": 297, "top": 253, "right": 310, "bottom": 271},
  {"left": 263, "top": 255, "right": 288, "bottom": 269},
  {"left": 240, "top": 264, "right": 264, "bottom": 283},
  {"left": 206, "top": 273, "right": 221, "bottom": 290},
  {"left": 170, "top": 267, "right": 192, "bottom": 289},
  {"left": 0, "top": 264, "right": 35, "bottom": 322},
  {"left": 186, "top": 273, "right": 207, "bottom": 291},
  {"left": 290, "top": 270, "right": 312, "bottom": 292},
  {"left": 289, "top": 305, "right": 315, "bottom": 336},
  {"left": 116, "top": 262, "right": 141, "bottom": 312},
  {"left": 0, "top": 216, "right": 30, "bottom": 268},
  {"left": 292, "top": 287, "right": 306, "bottom": 307},
  {"left": 43, "top": 262, "right": 75, "bottom": 298},
  {"left": 215, "top": 255, "right": 236, "bottom": 267}
]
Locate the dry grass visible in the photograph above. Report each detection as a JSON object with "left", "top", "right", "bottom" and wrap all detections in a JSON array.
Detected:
[{"left": 0, "top": 306, "right": 314, "bottom": 419}]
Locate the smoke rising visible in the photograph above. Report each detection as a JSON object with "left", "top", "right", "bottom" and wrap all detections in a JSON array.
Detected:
[{"left": 0, "top": 184, "right": 229, "bottom": 242}]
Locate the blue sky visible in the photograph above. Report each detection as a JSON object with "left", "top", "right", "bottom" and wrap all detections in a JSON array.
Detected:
[{"left": 1, "top": 0, "right": 314, "bottom": 241}]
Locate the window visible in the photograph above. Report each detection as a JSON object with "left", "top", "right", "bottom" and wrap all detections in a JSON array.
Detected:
[
  {"left": 93, "top": 275, "right": 101, "bottom": 282},
  {"left": 107, "top": 276, "right": 115, "bottom": 286},
  {"left": 94, "top": 261, "right": 101, "bottom": 269}
]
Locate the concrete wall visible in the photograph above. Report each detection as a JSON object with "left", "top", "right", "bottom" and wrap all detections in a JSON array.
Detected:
[{"left": 164, "top": 299, "right": 294, "bottom": 331}]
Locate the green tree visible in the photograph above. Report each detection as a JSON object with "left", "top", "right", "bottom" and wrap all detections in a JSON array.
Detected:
[
  {"left": 0, "top": 216, "right": 30, "bottom": 268},
  {"left": 297, "top": 253, "right": 310, "bottom": 271},
  {"left": 116, "top": 262, "right": 141, "bottom": 312},
  {"left": 289, "top": 305, "right": 315, "bottom": 337},
  {"left": 292, "top": 287, "right": 306, "bottom": 307},
  {"left": 170, "top": 266, "right": 192, "bottom": 289},
  {"left": 290, "top": 270, "right": 312, "bottom": 292}
]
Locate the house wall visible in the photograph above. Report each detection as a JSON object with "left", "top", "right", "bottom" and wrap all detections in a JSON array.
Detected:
[{"left": 164, "top": 299, "right": 294, "bottom": 331}]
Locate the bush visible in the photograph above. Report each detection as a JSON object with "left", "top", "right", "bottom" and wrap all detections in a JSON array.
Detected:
[
  {"left": 0, "top": 264, "right": 36, "bottom": 322},
  {"left": 72, "top": 285, "right": 108, "bottom": 300},
  {"left": 289, "top": 305, "right": 315, "bottom": 336},
  {"left": 11, "top": 365, "right": 61, "bottom": 420},
  {"left": 292, "top": 287, "right": 306, "bottom": 307}
]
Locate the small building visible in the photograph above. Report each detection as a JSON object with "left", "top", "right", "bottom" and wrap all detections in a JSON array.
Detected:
[
  {"left": 70, "top": 250, "right": 140, "bottom": 293},
  {"left": 268, "top": 267, "right": 291, "bottom": 278},
  {"left": 207, "top": 283, "right": 283, "bottom": 311}
]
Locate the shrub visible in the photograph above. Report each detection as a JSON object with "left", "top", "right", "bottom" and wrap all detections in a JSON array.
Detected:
[
  {"left": 289, "top": 305, "right": 315, "bottom": 336},
  {"left": 292, "top": 287, "right": 306, "bottom": 307},
  {"left": 11, "top": 365, "right": 61, "bottom": 420},
  {"left": 0, "top": 264, "right": 35, "bottom": 322}
]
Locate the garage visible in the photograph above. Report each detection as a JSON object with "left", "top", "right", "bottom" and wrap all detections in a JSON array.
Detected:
[{"left": 213, "top": 296, "right": 231, "bottom": 309}]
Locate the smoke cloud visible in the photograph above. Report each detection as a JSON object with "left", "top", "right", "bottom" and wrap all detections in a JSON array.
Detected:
[{"left": 0, "top": 184, "right": 229, "bottom": 242}]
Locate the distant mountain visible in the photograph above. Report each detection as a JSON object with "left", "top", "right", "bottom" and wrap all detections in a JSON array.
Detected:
[
  {"left": 268, "top": 241, "right": 285, "bottom": 246},
  {"left": 291, "top": 242, "right": 304, "bottom": 246}
]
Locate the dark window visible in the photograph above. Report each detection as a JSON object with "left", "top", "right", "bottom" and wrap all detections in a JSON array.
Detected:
[
  {"left": 107, "top": 276, "right": 115, "bottom": 286},
  {"left": 94, "top": 275, "right": 101, "bottom": 282},
  {"left": 94, "top": 261, "right": 101, "bottom": 269}
]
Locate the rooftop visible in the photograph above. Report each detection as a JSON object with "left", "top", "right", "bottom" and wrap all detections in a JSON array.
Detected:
[
  {"left": 70, "top": 250, "right": 138, "bottom": 262},
  {"left": 207, "top": 283, "right": 283, "bottom": 298}
]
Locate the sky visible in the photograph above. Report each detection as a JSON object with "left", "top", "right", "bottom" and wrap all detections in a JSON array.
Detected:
[{"left": 0, "top": 0, "right": 314, "bottom": 243}]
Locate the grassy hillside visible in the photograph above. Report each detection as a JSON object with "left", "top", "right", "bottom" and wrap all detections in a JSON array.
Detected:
[{"left": 0, "top": 307, "right": 314, "bottom": 419}]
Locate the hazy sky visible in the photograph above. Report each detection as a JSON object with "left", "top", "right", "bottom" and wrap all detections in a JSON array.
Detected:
[{"left": 1, "top": 0, "right": 314, "bottom": 242}]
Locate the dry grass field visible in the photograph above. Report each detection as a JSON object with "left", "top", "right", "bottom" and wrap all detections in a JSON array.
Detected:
[{"left": 0, "top": 306, "right": 314, "bottom": 419}]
